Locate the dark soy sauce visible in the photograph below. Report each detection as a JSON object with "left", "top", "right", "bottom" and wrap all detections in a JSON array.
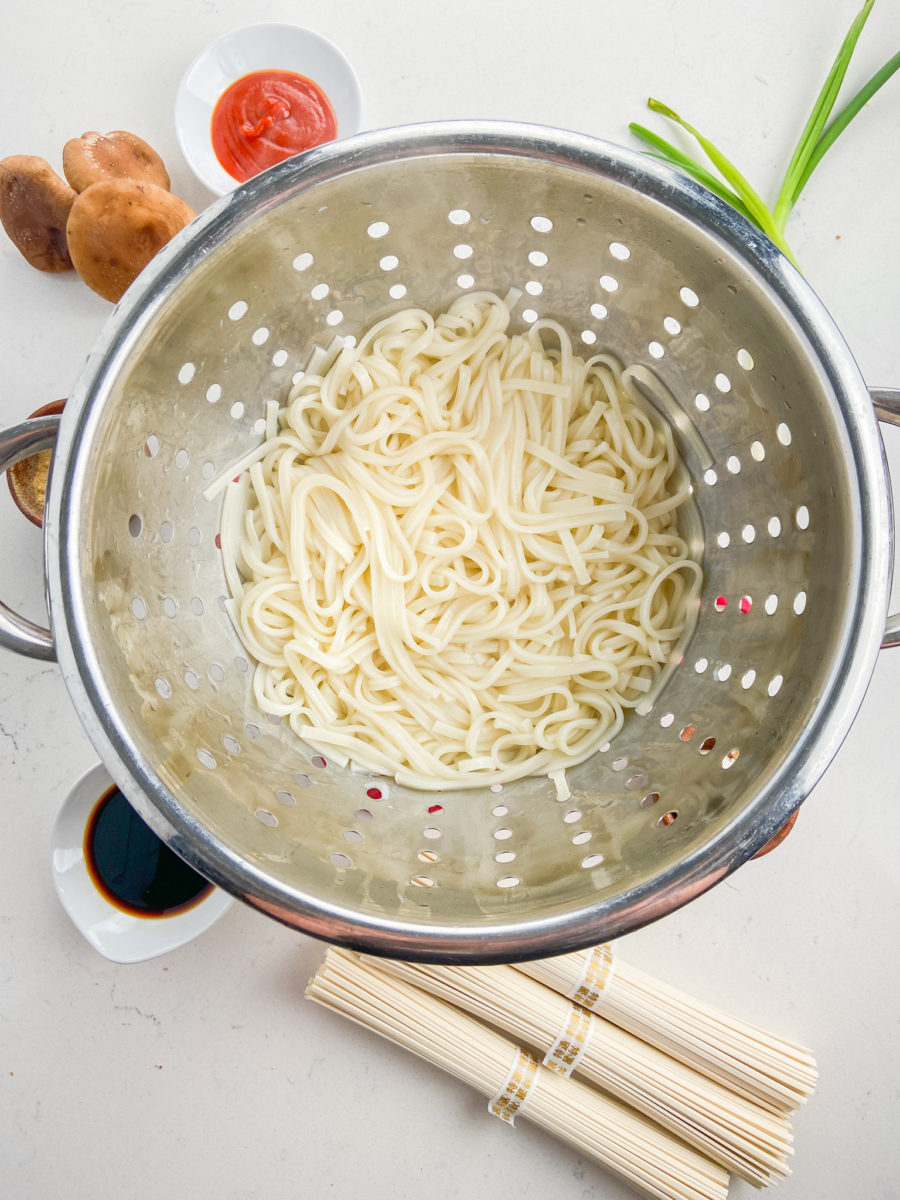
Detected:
[{"left": 84, "top": 786, "right": 214, "bottom": 918}]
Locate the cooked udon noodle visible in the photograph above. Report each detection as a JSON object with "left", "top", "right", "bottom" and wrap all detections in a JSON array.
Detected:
[{"left": 216, "top": 291, "right": 700, "bottom": 789}]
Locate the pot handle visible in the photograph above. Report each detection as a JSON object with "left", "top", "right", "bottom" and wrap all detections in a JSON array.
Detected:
[
  {"left": 871, "top": 388, "right": 900, "bottom": 649},
  {"left": 0, "top": 415, "right": 60, "bottom": 661}
]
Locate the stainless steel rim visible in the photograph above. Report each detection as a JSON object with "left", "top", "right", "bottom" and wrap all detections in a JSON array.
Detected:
[{"left": 43, "top": 122, "right": 891, "bottom": 962}]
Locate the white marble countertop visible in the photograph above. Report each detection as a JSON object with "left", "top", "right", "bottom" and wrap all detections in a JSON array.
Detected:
[{"left": 2, "top": 2, "right": 899, "bottom": 1197}]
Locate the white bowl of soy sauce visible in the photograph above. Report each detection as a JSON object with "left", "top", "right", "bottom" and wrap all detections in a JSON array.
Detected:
[{"left": 51, "top": 763, "right": 233, "bottom": 963}]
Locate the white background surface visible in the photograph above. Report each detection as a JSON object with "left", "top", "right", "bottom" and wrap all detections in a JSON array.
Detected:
[{"left": 1, "top": 2, "right": 899, "bottom": 1197}]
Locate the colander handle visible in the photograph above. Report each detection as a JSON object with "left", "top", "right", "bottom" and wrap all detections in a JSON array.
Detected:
[
  {"left": 871, "top": 388, "right": 900, "bottom": 650},
  {"left": 0, "top": 415, "right": 59, "bottom": 661}
]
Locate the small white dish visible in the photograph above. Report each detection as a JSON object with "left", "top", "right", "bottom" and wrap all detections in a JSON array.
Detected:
[
  {"left": 51, "top": 762, "right": 233, "bottom": 964},
  {"left": 175, "top": 23, "right": 364, "bottom": 195}
]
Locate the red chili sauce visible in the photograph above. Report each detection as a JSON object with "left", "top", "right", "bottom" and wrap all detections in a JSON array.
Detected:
[{"left": 211, "top": 69, "right": 338, "bottom": 182}]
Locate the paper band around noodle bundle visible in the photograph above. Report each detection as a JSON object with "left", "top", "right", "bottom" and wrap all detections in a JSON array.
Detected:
[
  {"left": 488, "top": 1048, "right": 540, "bottom": 1125},
  {"left": 569, "top": 944, "right": 617, "bottom": 1012},
  {"left": 542, "top": 1002, "right": 594, "bottom": 1077}
]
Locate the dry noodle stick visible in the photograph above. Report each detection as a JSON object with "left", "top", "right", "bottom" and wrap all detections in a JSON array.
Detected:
[
  {"left": 369, "top": 957, "right": 791, "bottom": 1186},
  {"left": 307, "top": 949, "right": 729, "bottom": 1200},
  {"left": 516, "top": 948, "right": 817, "bottom": 1115}
]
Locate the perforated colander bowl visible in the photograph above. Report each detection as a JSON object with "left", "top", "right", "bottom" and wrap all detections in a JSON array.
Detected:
[{"left": 3, "top": 123, "right": 899, "bottom": 962}]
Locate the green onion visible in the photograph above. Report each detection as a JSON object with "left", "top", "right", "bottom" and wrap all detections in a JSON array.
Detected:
[{"left": 629, "top": 1, "right": 899, "bottom": 268}]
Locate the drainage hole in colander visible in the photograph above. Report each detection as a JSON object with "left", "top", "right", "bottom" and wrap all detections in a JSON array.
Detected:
[
  {"left": 659, "top": 713, "right": 674, "bottom": 728},
  {"left": 609, "top": 241, "right": 630, "bottom": 261},
  {"left": 657, "top": 811, "right": 678, "bottom": 827},
  {"left": 410, "top": 875, "right": 434, "bottom": 888},
  {"left": 294, "top": 773, "right": 311, "bottom": 787},
  {"left": 694, "top": 393, "right": 710, "bottom": 412},
  {"left": 489, "top": 782, "right": 504, "bottom": 793},
  {"left": 188, "top": 527, "right": 203, "bottom": 548},
  {"left": 768, "top": 674, "right": 784, "bottom": 696},
  {"left": 448, "top": 208, "right": 470, "bottom": 225},
  {"left": 207, "top": 663, "right": 225, "bottom": 683},
  {"left": 750, "top": 440, "right": 765, "bottom": 462},
  {"left": 266, "top": 713, "right": 282, "bottom": 725},
  {"left": 426, "top": 802, "right": 442, "bottom": 814},
  {"left": 726, "top": 455, "right": 741, "bottom": 474},
  {"left": 768, "top": 516, "right": 782, "bottom": 537},
  {"left": 495, "top": 850, "right": 516, "bottom": 863},
  {"left": 714, "top": 595, "right": 727, "bottom": 611},
  {"left": 530, "top": 215, "right": 552, "bottom": 233},
  {"left": 327, "top": 307, "right": 346, "bottom": 323},
  {"left": 722, "top": 748, "right": 740, "bottom": 769},
  {"left": 717, "top": 531, "right": 730, "bottom": 548},
  {"left": 571, "top": 831, "right": 592, "bottom": 845},
  {"left": 252, "top": 326, "right": 269, "bottom": 346},
  {"left": 492, "top": 804, "right": 508, "bottom": 817},
  {"left": 228, "top": 300, "right": 248, "bottom": 321},
  {"left": 144, "top": 434, "right": 160, "bottom": 457},
  {"left": 522, "top": 308, "right": 538, "bottom": 324},
  {"left": 245, "top": 722, "right": 261, "bottom": 738},
  {"left": 311, "top": 755, "right": 327, "bottom": 769},
  {"left": 378, "top": 254, "right": 398, "bottom": 271},
  {"left": 131, "top": 597, "right": 147, "bottom": 620},
  {"left": 177, "top": 362, "right": 195, "bottom": 384},
  {"left": 740, "top": 595, "right": 752, "bottom": 613},
  {"left": 154, "top": 677, "right": 171, "bottom": 699},
  {"left": 457, "top": 274, "right": 475, "bottom": 289},
  {"left": 680, "top": 725, "right": 695, "bottom": 742},
  {"left": 648, "top": 341, "right": 664, "bottom": 359},
  {"left": 741, "top": 670, "right": 756, "bottom": 689},
  {"left": 737, "top": 348, "right": 755, "bottom": 370},
  {"left": 795, "top": 505, "right": 810, "bottom": 530},
  {"left": 699, "top": 737, "right": 716, "bottom": 755},
  {"left": 742, "top": 524, "right": 756, "bottom": 543},
  {"left": 160, "top": 521, "right": 174, "bottom": 543},
  {"left": 528, "top": 250, "right": 548, "bottom": 267},
  {"left": 703, "top": 467, "right": 717, "bottom": 485},
  {"left": 184, "top": 670, "right": 200, "bottom": 690},
  {"left": 162, "top": 597, "right": 177, "bottom": 618},
  {"left": 230, "top": 401, "right": 244, "bottom": 420},
  {"left": 355, "top": 808, "right": 373, "bottom": 822},
  {"left": 641, "top": 792, "right": 660, "bottom": 808},
  {"left": 277, "top": 790, "right": 296, "bottom": 807},
  {"left": 367, "top": 221, "right": 389, "bottom": 239},
  {"left": 497, "top": 876, "right": 520, "bottom": 889},
  {"left": 366, "top": 786, "right": 384, "bottom": 800},
  {"left": 715, "top": 663, "right": 732, "bottom": 682},
  {"left": 310, "top": 283, "right": 330, "bottom": 301},
  {"left": 581, "top": 330, "right": 597, "bottom": 346},
  {"left": 272, "top": 349, "right": 289, "bottom": 367},
  {"left": 715, "top": 373, "right": 731, "bottom": 393},
  {"left": 342, "top": 829, "right": 363, "bottom": 843},
  {"left": 422, "top": 827, "right": 441, "bottom": 840},
  {"left": 794, "top": 591, "right": 807, "bottom": 615},
  {"left": 418, "top": 850, "right": 440, "bottom": 864},
  {"left": 598, "top": 742, "right": 611, "bottom": 753},
  {"left": 590, "top": 303, "right": 608, "bottom": 321},
  {"left": 128, "top": 514, "right": 142, "bottom": 537},
  {"left": 292, "top": 252, "right": 313, "bottom": 272},
  {"left": 663, "top": 316, "right": 681, "bottom": 335},
  {"left": 599, "top": 275, "right": 618, "bottom": 292},
  {"left": 563, "top": 810, "right": 582, "bottom": 824},
  {"left": 765, "top": 594, "right": 779, "bottom": 615},
  {"left": 234, "top": 655, "right": 250, "bottom": 672},
  {"left": 388, "top": 284, "right": 406, "bottom": 301},
  {"left": 330, "top": 851, "right": 352, "bottom": 868},
  {"left": 256, "top": 809, "right": 278, "bottom": 827},
  {"left": 679, "top": 286, "right": 699, "bottom": 307},
  {"left": 580, "top": 854, "right": 604, "bottom": 869},
  {"left": 197, "top": 749, "right": 216, "bottom": 769},
  {"left": 625, "top": 774, "right": 646, "bottom": 790},
  {"left": 206, "top": 384, "right": 222, "bottom": 404},
  {"left": 611, "top": 756, "right": 628, "bottom": 771},
  {"left": 525, "top": 279, "right": 542, "bottom": 295},
  {"left": 494, "top": 827, "right": 513, "bottom": 840},
  {"left": 222, "top": 735, "right": 241, "bottom": 755},
  {"left": 777, "top": 422, "right": 792, "bottom": 445}
]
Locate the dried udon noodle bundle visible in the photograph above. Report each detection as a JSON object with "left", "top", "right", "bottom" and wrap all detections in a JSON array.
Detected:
[{"left": 218, "top": 291, "right": 700, "bottom": 788}]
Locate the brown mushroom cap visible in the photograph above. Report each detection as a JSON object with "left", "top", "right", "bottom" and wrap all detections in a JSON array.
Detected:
[
  {"left": 66, "top": 179, "right": 194, "bottom": 302},
  {"left": 0, "top": 155, "right": 76, "bottom": 271},
  {"left": 62, "top": 130, "right": 171, "bottom": 193}
]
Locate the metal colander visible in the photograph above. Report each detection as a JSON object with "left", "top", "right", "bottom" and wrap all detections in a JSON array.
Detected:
[{"left": 4, "top": 123, "right": 898, "bottom": 962}]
